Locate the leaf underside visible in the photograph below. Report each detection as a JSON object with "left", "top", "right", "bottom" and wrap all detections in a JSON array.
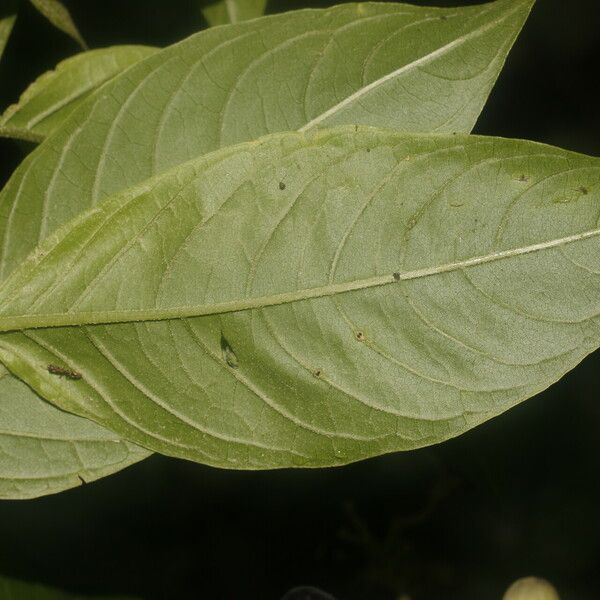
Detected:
[
  {"left": 0, "top": 127, "right": 597, "bottom": 469},
  {"left": 0, "top": 1, "right": 540, "bottom": 488},
  {"left": 0, "top": 46, "right": 158, "bottom": 143},
  {"left": 0, "top": 0, "right": 534, "bottom": 279},
  {"left": 0, "top": 364, "right": 149, "bottom": 500}
]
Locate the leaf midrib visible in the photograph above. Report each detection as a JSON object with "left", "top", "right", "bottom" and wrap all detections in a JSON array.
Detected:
[{"left": 0, "top": 225, "right": 597, "bottom": 332}]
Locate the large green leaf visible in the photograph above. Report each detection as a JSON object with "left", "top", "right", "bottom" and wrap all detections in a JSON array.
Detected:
[
  {"left": 0, "top": 46, "right": 158, "bottom": 143},
  {"left": 0, "top": 12, "right": 16, "bottom": 63},
  {"left": 0, "top": 128, "right": 597, "bottom": 468},
  {"left": 201, "top": 0, "right": 268, "bottom": 26},
  {"left": 29, "top": 0, "right": 87, "bottom": 49},
  {"left": 0, "top": 0, "right": 535, "bottom": 484},
  {"left": 0, "top": 0, "right": 534, "bottom": 280},
  {"left": 0, "top": 365, "right": 149, "bottom": 499}
]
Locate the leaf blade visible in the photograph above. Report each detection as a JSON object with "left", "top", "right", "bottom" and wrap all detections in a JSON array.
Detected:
[
  {"left": 0, "top": 128, "right": 597, "bottom": 468},
  {"left": 201, "top": 0, "right": 268, "bottom": 26},
  {"left": 0, "top": 46, "right": 158, "bottom": 143},
  {"left": 29, "top": 0, "right": 87, "bottom": 49},
  {"left": 0, "top": 364, "right": 149, "bottom": 499},
  {"left": 0, "top": 11, "right": 16, "bottom": 63},
  {"left": 0, "top": 0, "right": 534, "bottom": 279}
]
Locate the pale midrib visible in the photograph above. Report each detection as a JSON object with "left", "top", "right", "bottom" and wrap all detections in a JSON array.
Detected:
[
  {"left": 0, "top": 125, "right": 45, "bottom": 143},
  {"left": 0, "top": 226, "right": 598, "bottom": 332},
  {"left": 225, "top": 0, "right": 239, "bottom": 23},
  {"left": 298, "top": 2, "right": 515, "bottom": 132}
]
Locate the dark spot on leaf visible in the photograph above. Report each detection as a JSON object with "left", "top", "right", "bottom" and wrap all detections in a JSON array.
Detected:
[
  {"left": 578, "top": 186, "right": 589, "bottom": 195},
  {"left": 440, "top": 14, "right": 448, "bottom": 20},
  {"left": 279, "top": 181, "right": 286, "bottom": 191},
  {"left": 393, "top": 272, "right": 400, "bottom": 281},
  {"left": 47, "top": 364, "right": 82, "bottom": 380},
  {"left": 354, "top": 124, "right": 359, "bottom": 132},
  {"left": 518, "top": 174, "right": 529, "bottom": 183},
  {"left": 313, "top": 369, "right": 322, "bottom": 378},
  {"left": 220, "top": 334, "right": 238, "bottom": 368},
  {"left": 366, "top": 147, "right": 371, "bottom": 153},
  {"left": 355, "top": 331, "right": 365, "bottom": 342}
]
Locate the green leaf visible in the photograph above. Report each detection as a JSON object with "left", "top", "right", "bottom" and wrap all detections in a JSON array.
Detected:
[
  {"left": 0, "top": 46, "right": 159, "bottom": 500},
  {"left": 0, "top": 0, "right": 534, "bottom": 279},
  {"left": 0, "top": 127, "right": 597, "bottom": 468},
  {"left": 0, "top": 12, "right": 16, "bottom": 63},
  {"left": 0, "top": 46, "right": 158, "bottom": 143},
  {"left": 201, "top": 0, "right": 268, "bottom": 26},
  {"left": 0, "top": 0, "right": 534, "bottom": 483},
  {"left": 0, "top": 365, "right": 149, "bottom": 499},
  {"left": 29, "top": 0, "right": 87, "bottom": 49},
  {"left": 0, "top": 575, "right": 138, "bottom": 599}
]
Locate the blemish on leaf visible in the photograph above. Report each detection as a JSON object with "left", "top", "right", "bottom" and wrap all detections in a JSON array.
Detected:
[
  {"left": 355, "top": 331, "right": 365, "bottom": 342},
  {"left": 220, "top": 334, "right": 238, "bottom": 368},
  {"left": 439, "top": 14, "right": 448, "bottom": 20},
  {"left": 366, "top": 148, "right": 371, "bottom": 153},
  {"left": 449, "top": 201, "right": 464, "bottom": 208},
  {"left": 553, "top": 190, "right": 580, "bottom": 204},
  {"left": 313, "top": 368, "right": 322, "bottom": 378},
  {"left": 47, "top": 364, "right": 82, "bottom": 380},
  {"left": 516, "top": 174, "right": 529, "bottom": 183},
  {"left": 279, "top": 181, "right": 286, "bottom": 191},
  {"left": 578, "top": 186, "right": 589, "bottom": 195},
  {"left": 393, "top": 272, "right": 400, "bottom": 281}
]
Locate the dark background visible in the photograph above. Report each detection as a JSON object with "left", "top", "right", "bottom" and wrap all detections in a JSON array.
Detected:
[{"left": 0, "top": 1, "right": 598, "bottom": 598}]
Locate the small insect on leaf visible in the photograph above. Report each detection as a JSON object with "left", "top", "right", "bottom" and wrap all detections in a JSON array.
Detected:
[
  {"left": 47, "top": 364, "right": 82, "bottom": 380},
  {"left": 220, "top": 334, "right": 239, "bottom": 369}
]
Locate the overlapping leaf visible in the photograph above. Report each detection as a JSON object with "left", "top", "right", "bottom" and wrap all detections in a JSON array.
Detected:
[
  {"left": 0, "top": 46, "right": 158, "bottom": 143},
  {"left": 29, "top": 0, "right": 87, "bottom": 49},
  {"left": 201, "top": 0, "right": 268, "bottom": 26},
  {"left": 0, "top": 128, "right": 597, "bottom": 468},
  {"left": 0, "top": 10, "right": 16, "bottom": 63},
  {"left": 0, "top": 0, "right": 534, "bottom": 278}
]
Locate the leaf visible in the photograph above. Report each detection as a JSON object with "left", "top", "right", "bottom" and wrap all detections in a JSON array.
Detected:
[
  {"left": 201, "top": 0, "right": 268, "bottom": 26},
  {"left": 0, "top": 11, "right": 16, "bottom": 63},
  {"left": 0, "top": 575, "right": 138, "bottom": 599},
  {"left": 0, "top": 128, "right": 597, "bottom": 468},
  {"left": 29, "top": 0, "right": 87, "bottom": 49},
  {"left": 0, "top": 364, "right": 149, "bottom": 499},
  {"left": 0, "top": 0, "right": 534, "bottom": 482},
  {"left": 0, "top": 0, "right": 534, "bottom": 280},
  {"left": 0, "top": 46, "right": 158, "bottom": 143}
]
